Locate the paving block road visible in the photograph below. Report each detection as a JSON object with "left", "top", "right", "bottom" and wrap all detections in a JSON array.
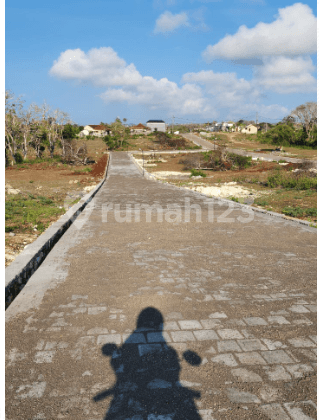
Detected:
[{"left": 6, "top": 152, "right": 317, "bottom": 419}]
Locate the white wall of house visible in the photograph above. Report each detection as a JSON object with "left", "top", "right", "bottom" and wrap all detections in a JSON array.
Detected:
[
  {"left": 84, "top": 125, "right": 107, "bottom": 137},
  {"left": 242, "top": 124, "right": 257, "bottom": 134},
  {"left": 146, "top": 122, "right": 166, "bottom": 132}
]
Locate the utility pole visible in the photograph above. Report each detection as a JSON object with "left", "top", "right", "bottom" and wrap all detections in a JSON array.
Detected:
[
  {"left": 256, "top": 112, "right": 258, "bottom": 126},
  {"left": 172, "top": 115, "right": 175, "bottom": 134}
]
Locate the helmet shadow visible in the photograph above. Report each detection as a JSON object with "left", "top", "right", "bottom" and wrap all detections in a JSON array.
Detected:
[{"left": 94, "top": 307, "right": 202, "bottom": 419}]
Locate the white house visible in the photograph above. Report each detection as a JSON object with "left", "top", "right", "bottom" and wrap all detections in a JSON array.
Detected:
[
  {"left": 79, "top": 125, "right": 110, "bottom": 137},
  {"left": 130, "top": 123, "right": 150, "bottom": 134},
  {"left": 146, "top": 120, "right": 166, "bottom": 132},
  {"left": 241, "top": 124, "right": 258, "bottom": 134}
]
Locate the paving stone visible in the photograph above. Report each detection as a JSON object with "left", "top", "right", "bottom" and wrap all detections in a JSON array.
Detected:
[
  {"left": 226, "top": 388, "right": 260, "bottom": 403},
  {"left": 259, "top": 385, "right": 281, "bottom": 403},
  {"left": 270, "top": 293, "right": 288, "bottom": 298},
  {"left": 217, "top": 340, "right": 242, "bottom": 353},
  {"left": 288, "top": 338, "right": 316, "bottom": 348},
  {"left": 209, "top": 312, "right": 227, "bottom": 319},
  {"left": 238, "top": 339, "right": 267, "bottom": 352},
  {"left": 284, "top": 401, "right": 317, "bottom": 420},
  {"left": 267, "top": 316, "right": 290, "bottom": 325},
  {"left": 15, "top": 381, "right": 47, "bottom": 399},
  {"left": 263, "top": 366, "right": 292, "bottom": 381},
  {"left": 87, "top": 306, "right": 107, "bottom": 315},
  {"left": 241, "top": 330, "right": 255, "bottom": 339},
  {"left": 217, "top": 329, "right": 244, "bottom": 340},
  {"left": 244, "top": 317, "right": 268, "bottom": 326},
  {"left": 193, "top": 330, "right": 219, "bottom": 341},
  {"left": 285, "top": 364, "right": 314, "bottom": 378},
  {"left": 211, "top": 354, "right": 238, "bottom": 367},
  {"left": 163, "top": 321, "right": 180, "bottom": 330},
  {"left": 86, "top": 327, "right": 109, "bottom": 335},
  {"left": 170, "top": 331, "right": 195, "bottom": 342},
  {"left": 259, "top": 403, "right": 290, "bottom": 419},
  {"left": 292, "top": 318, "right": 313, "bottom": 325},
  {"left": 147, "top": 332, "right": 171, "bottom": 343},
  {"left": 270, "top": 310, "right": 290, "bottom": 315},
  {"left": 231, "top": 368, "right": 262, "bottom": 382},
  {"left": 97, "top": 334, "right": 122, "bottom": 345},
  {"left": 44, "top": 342, "right": 57, "bottom": 350},
  {"left": 261, "top": 339, "right": 287, "bottom": 350},
  {"left": 34, "top": 351, "right": 55, "bottom": 364},
  {"left": 201, "top": 319, "right": 222, "bottom": 329},
  {"left": 261, "top": 350, "right": 294, "bottom": 364},
  {"left": 305, "top": 305, "right": 317, "bottom": 313},
  {"left": 170, "top": 343, "right": 187, "bottom": 352},
  {"left": 178, "top": 320, "right": 202, "bottom": 330},
  {"left": 236, "top": 352, "right": 266, "bottom": 365},
  {"left": 198, "top": 409, "right": 215, "bottom": 420},
  {"left": 123, "top": 333, "right": 146, "bottom": 344},
  {"left": 289, "top": 305, "right": 310, "bottom": 313},
  {"left": 297, "top": 349, "right": 317, "bottom": 361}
]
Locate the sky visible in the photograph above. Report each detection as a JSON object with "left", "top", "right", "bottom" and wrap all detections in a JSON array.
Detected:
[{"left": 6, "top": 0, "right": 317, "bottom": 126}]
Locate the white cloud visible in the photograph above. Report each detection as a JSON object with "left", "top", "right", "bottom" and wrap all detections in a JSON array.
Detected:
[
  {"left": 49, "top": 47, "right": 142, "bottom": 87},
  {"left": 49, "top": 47, "right": 293, "bottom": 121},
  {"left": 100, "top": 77, "right": 210, "bottom": 115},
  {"left": 154, "top": 11, "right": 189, "bottom": 33},
  {"left": 254, "top": 56, "right": 317, "bottom": 94},
  {"left": 182, "top": 70, "right": 260, "bottom": 107},
  {"left": 49, "top": 47, "right": 209, "bottom": 115},
  {"left": 202, "top": 3, "right": 317, "bottom": 62}
]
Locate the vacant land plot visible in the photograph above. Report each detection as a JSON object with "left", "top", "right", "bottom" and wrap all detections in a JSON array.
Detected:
[
  {"left": 5, "top": 139, "right": 108, "bottom": 266},
  {"left": 200, "top": 132, "right": 317, "bottom": 160},
  {"left": 133, "top": 152, "right": 317, "bottom": 224},
  {"left": 119, "top": 132, "right": 201, "bottom": 151}
]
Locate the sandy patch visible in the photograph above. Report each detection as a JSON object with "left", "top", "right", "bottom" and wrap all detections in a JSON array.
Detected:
[
  {"left": 184, "top": 182, "right": 254, "bottom": 198},
  {"left": 151, "top": 171, "right": 191, "bottom": 179}
]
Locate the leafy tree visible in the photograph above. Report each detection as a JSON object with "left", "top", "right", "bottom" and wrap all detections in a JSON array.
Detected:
[
  {"left": 263, "top": 124, "right": 296, "bottom": 146},
  {"left": 62, "top": 123, "right": 78, "bottom": 139},
  {"left": 103, "top": 118, "right": 130, "bottom": 150}
]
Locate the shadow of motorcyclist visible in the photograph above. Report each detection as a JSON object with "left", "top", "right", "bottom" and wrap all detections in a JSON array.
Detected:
[{"left": 94, "top": 307, "right": 202, "bottom": 419}]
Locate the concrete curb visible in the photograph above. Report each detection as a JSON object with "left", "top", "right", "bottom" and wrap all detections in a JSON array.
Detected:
[
  {"left": 5, "top": 154, "right": 110, "bottom": 309},
  {"left": 128, "top": 152, "right": 317, "bottom": 231}
]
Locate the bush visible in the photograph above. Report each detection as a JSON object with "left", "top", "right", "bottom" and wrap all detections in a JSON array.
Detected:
[
  {"left": 190, "top": 169, "right": 206, "bottom": 177},
  {"left": 228, "top": 153, "right": 252, "bottom": 169},
  {"left": 282, "top": 206, "right": 317, "bottom": 218},
  {"left": 267, "top": 170, "right": 317, "bottom": 190},
  {"left": 14, "top": 151, "right": 23, "bottom": 164}
]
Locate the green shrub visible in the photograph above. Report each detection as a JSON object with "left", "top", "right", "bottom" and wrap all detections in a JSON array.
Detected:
[
  {"left": 190, "top": 169, "right": 206, "bottom": 177},
  {"left": 267, "top": 171, "right": 317, "bottom": 190},
  {"left": 282, "top": 206, "right": 317, "bottom": 218},
  {"left": 228, "top": 153, "right": 252, "bottom": 169},
  {"left": 14, "top": 152, "right": 24, "bottom": 164}
]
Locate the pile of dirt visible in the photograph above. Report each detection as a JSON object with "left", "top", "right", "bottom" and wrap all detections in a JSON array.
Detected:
[{"left": 90, "top": 154, "right": 108, "bottom": 178}]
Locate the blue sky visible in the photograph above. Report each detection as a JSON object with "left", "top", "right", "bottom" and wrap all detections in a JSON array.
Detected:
[{"left": 6, "top": 0, "right": 317, "bottom": 125}]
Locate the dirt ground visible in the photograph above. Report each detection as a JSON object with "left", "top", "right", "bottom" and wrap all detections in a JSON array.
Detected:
[
  {"left": 5, "top": 147, "right": 108, "bottom": 267},
  {"left": 201, "top": 132, "right": 317, "bottom": 160},
  {"left": 121, "top": 133, "right": 200, "bottom": 151}
]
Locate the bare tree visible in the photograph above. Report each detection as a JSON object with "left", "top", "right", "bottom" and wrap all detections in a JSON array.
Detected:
[
  {"left": 5, "top": 91, "right": 24, "bottom": 164},
  {"left": 290, "top": 102, "right": 317, "bottom": 141}
]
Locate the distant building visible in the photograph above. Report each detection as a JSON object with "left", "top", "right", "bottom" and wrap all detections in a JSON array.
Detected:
[
  {"left": 241, "top": 124, "right": 258, "bottom": 134},
  {"left": 130, "top": 123, "right": 150, "bottom": 134},
  {"left": 79, "top": 125, "right": 110, "bottom": 137},
  {"left": 146, "top": 120, "right": 166, "bottom": 132}
]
